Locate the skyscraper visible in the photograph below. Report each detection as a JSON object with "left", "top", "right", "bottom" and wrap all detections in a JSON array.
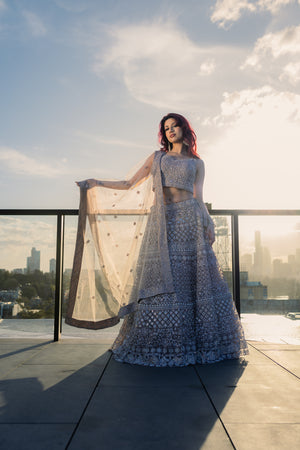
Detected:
[
  {"left": 27, "top": 247, "right": 40, "bottom": 273},
  {"left": 49, "top": 258, "right": 56, "bottom": 274},
  {"left": 253, "top": 231, "right": 271, "bottom": 278}
]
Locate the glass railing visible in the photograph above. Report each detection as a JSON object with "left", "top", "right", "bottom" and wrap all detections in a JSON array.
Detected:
[{"left": 1, "top": 208, "right": 299, "bottom": 343}]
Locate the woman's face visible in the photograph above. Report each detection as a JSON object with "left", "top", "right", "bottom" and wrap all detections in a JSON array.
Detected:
[{"left": 164, "top": 118, "right": 183, "bottom": 145}]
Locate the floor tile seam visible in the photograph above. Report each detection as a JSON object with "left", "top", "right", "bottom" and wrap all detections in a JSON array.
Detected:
[
  {"left": 0, "top": 422, "right": 78, "bottom": 425},
  {"left": 195, "top": 364, "right": 277, "bottom": 371},
  {"left": 65, "top": 351, "right": 113, "bottom": 449},
  {"left": 57, "top": 344, "right": 114, "bottom": 346},
  {"left": 59, "top": 342, "right": 114, "bottom": 344},
  {"left": 96, "top": 384, "right": 204, "bottom": 389},
  {"left": 0, "top": 339, "right": 52, "bottom": 342},
  {"left": 0, "top": 343, "right": 53, "bottom": 359},
  {"left": 21, "top": 362, "right": 103, "bottom": 366},
  {"left": 203, "top": 384, "right": 300, "bottom": 393},
  {"left": 259, "top": 348, "right": 300, "bottom": 356},
  {"left": 193, "top": 366, "right": 236, "bottom": 449},
  {"left": 249, "top": 344, "right": 300, "bottom": 352},
  {"left": 248, "top": 342, "right": 300, "bottom": 381},
  {"left": 222, "top": 421, "right": 300, "bottom": 425},
  {"left": 224, "top": 420, "right": 300, "bottom": 425}
]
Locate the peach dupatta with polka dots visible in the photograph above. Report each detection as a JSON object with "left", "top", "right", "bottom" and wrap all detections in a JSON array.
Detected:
[{"left": 65, "top": 151, "right": 173, "bottom": 329}]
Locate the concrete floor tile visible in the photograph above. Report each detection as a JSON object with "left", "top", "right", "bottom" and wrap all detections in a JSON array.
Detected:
[
  {"left": 22, "top": 343, "right": 111, "bottom": 366},
  {"left": 195, "top": 359, "right": 248, "bottom": 388},
  {"left": 0, "top": 342, "right": 52, "bottom": 378},
  {"left": 196, "top": 362, "right": 297, "bottom": 387},
  {"left": 250, "top": 342, "right": 300, "bottom": 351},
  {"left": 0, "top": 351, "right": 51, "bottom": 379},
  {"left": 0, "top": 424, "right": 74, "bottom": 450},
  {"left": 68, "top": 386, "right": 232, "bottom": 450},
  {"left": 259, "top": 350, "right": 300, "bottom": 377},
  {"left": 100, "top": 357, "right": 201, "bottom": 387},
  {"left": 242, "top": 346, "right": 276, "bottom": 365},
  {"left": 0, "top": 353, "right": 110, "bottom": 423},
  {"left": 60, "top": 338, "right": 113, "bottom": 344},
  {"left": 0, "top": 339, "right": 52, "bottom": 346},
  {"left": 208, "top": 382, "right": 300, "bottom": 424},
  {"left": 226, "top": 423, "right": 300, "bottom": 450},
  {"left": 0, "top": 341, "right": 51, "bottom": 355}
]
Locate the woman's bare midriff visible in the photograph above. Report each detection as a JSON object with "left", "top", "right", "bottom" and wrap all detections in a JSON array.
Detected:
[{"left": 163, "top": 186, "right": 193, "bottom": 204}]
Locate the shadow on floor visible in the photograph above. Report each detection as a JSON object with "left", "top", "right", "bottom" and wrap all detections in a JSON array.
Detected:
[{"left": 0, "top": 344, "right": 247, "bottom": 450}]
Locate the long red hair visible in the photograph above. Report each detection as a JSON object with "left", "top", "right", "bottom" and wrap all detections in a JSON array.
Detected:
[{"left": 158, "top": 113, "right": 199, "bottom": 158}]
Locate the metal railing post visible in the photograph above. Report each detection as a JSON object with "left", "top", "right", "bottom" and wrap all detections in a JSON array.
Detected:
[
  {"left": 231, "top": 213, "right": 241, "bottom": 316},
  {"left": 54, "top": 214, "right": 65, "bottom": 341}
]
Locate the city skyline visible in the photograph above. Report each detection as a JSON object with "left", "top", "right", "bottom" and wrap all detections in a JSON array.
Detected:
[
  {"left": 241, "top": 230, "right": 300, "bottom": 279},
  {"left": 0, "top": 219, "right": 299, "bottom": 275}
]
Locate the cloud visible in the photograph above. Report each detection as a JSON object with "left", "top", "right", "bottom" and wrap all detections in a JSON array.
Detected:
[
  {"left": 75, "top": 131, "right": 153, "bottom": 150},
  {"left": 93, "top": 20, "right": 243, "bottom": 114},
  {"left": 211, "top": 85, "right": 300, "bottom": 124},
  {"left": 0, "top": 216, "right": 66, "bottom": 271},
  {"left": 211, "top": 0, "right": 257, "bottom": 28},
  {"left": 0, "top": 147, "right": 67, "bottom": 178},
  {"left": 241, "top": 25, "right": 300, "bottom": 85},
  {"left": 0, "top": 215, "right": 77, "bottom": 271},
  {"left": 257, "top": 0, "right": 297, "bottom": 13},
  {"left": 280, "top": 61, "right": 300, "bottom": 84},
  {"left": 22, "top": 10, "right": 47, "bottom": 37},
  {"left": 198, "top": 60, "right": 216, "bottom": 76},
  {"left": 203, "top": 86, "right": 300, "bottom": 209},
  {"left": 243, "top": 25, "right": 300, "bottom": 67},
  {"left": 211, "top": 0, "right": 297, "bottom": 28}
]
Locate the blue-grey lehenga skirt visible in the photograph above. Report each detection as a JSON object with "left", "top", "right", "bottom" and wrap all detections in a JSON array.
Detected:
[{"left": 111, "top": 198, "right": 248, "bottom": 367}]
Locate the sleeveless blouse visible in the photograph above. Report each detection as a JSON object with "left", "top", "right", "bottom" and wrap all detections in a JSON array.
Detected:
[{"left": 160, "top": 152, "right": 197, "bottom": 194}]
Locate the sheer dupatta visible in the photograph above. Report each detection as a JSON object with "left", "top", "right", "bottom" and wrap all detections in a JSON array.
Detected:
[{"left": 65, "top": 151, "right": 174, "bottom": 330}]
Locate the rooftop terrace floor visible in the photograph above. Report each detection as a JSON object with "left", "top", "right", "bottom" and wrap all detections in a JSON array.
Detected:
[{"left": 0, "top": 339, "right": 299, "bottom": 450}]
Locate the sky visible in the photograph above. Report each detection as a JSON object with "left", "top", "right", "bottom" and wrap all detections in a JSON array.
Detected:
[{"left": 0, "top": 0, "right": 300, "bottom": 270}]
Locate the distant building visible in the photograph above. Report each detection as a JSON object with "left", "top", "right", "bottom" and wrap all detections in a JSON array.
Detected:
[
  {"left": 273, "top": 258, "right": 292, "bottom": 278},
  {"left": 64, "top": 268, "right": 72, "bottom": 276},
  {"left": 253, "top": 231, "right": 271, "bottom": 278},
  {"left": 241, "top": 254, "right": 252, "bottom": 274},
  {"left": 0, "top": 288, "right": 21, "bottom": 302},
  {"left": 240, "top": 271, "right": 268, "bottom": 300},
  {"left": 223, "top": 270, "right": 268, "bottom": 300},
  {"left": 49, "top": 258, "right": 56, "bottom": 274},
  {"left": 12, "top": 268, "right": 24, "bottom": 274},
  {"left": 27, "top": 247, "right": 40, "bottom": 273},
  {"left": 0, "top": 301, "right": 22, "bottom": 318}
]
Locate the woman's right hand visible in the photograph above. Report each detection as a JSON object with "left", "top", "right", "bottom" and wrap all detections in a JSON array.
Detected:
[{"left": 75, "top": 179, "right": 97, "bottom": 189}]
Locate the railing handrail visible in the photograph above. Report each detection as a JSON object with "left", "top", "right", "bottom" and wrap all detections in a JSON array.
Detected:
[
  {"left": 0, "top": 208, "right": 300, "bottom": 215},
  {"left": 0, "top": 209, "right": 79, "bottom": 215}
]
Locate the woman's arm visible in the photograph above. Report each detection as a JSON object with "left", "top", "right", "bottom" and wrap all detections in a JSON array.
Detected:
[
  {"left": 76, "top": 152, "right": 155, "bottom": 190},
  {"left": 194, "top": 159, "right": 215, "bottom": 245}
]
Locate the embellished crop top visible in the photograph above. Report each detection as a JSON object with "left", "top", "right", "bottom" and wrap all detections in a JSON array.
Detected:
[{"left": 160, "top": 152, "right": 197, "bottom": 194}]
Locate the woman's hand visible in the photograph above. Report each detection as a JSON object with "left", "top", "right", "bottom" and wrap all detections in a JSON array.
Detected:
[{"left": 75, "top": 179, "right": 97, "bottom": 189}]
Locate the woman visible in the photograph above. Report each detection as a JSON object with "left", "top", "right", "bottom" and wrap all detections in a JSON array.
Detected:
[{"left": 69, "top": 113, "right": 248, "bottom": 367}]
